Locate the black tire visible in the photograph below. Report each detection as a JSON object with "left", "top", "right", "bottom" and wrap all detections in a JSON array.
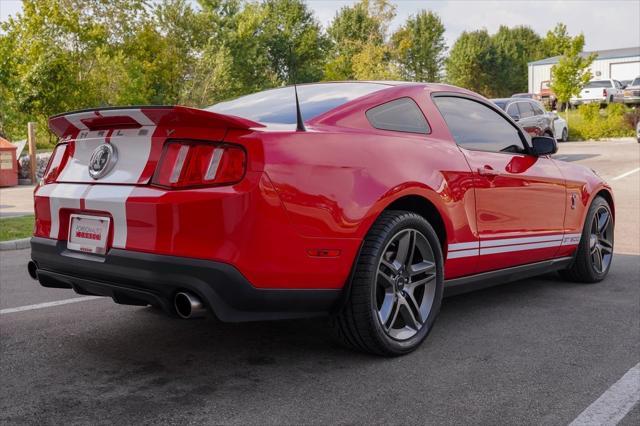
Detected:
[
  {"left": 560, "top": 196, "right": 614, "bottom": 283},
  {"left": 330, "top": 210, "right": 444, "bottom": 356},
  {"left": 561, "top": 127, "right": 568, "bottom": 142}
]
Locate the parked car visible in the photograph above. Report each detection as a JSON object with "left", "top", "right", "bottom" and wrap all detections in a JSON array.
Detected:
[
  {"left": 538, "top": 80, "right": 557, "bottom": 110},
  {"left": 511, "top": 93, "right": 541, "bottom": 101},
  {"left": 622, "top": 76, "right": 640, "bottom": 105},
  {"left": 637, "top": 121, "right": 640, "bottom": 143},
  {"left": 553, "top": 114, "right": 569, "bottom": 142},
  {"left": 492, "top": 98, "right": 555, "bottom": 138},
  {"left": 570, "top": 79, "right": 624, "bottom": 106},
  {"left": 29, "top": 82, "right": 614, "bottom": 356}
]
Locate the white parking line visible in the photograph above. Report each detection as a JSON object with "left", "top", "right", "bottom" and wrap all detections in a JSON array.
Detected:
[
  {"left": 611, "top": 167, "right": 640, "bottom": 181},
  {"left": 0, "top": 296, "right": 102, "bottom": 315},
  {"left": 568, "top": 362, "right": 640, "bottom": 426}
]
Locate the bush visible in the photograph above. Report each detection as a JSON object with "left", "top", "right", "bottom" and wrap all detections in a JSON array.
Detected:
[{"left": 568, "top": 104, "right": 636, "bottom": 141}]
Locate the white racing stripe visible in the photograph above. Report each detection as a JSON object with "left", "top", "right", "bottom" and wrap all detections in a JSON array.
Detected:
[
  {"left": 448, "top": 248, "right": 479, "bottom": 259},
  {"left": 480, "top": 240, "right": 562, "bottom": 255},
  {"left": 84, "top": 185, "right": 136, "bottom": 248},
  {"left": 447, "top": 233, "right": 582, "bottom": 259},
  {"left": 569, "top": 362, "right": 640, "bottom": 426},
  {"left": 481, "top": 234, "right": 562, "bottom": 248},
  {"left": 611, "top": 167, "right": 640, "bottom": 181},
  {"left": 35, "top": 183, "right": 91, "bottom": 239},
  {"left": 0, "top": 296, "right": 102, "bottom": 315}
]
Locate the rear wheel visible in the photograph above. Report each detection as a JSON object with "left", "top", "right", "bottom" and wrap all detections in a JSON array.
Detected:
[
  {"left": 330, "top": 211, "right": 444, "bottom": 356},
  {"left": 561, "top": 196, "right": 614, "bottom": 283},
  {"left": 561, "top": 127, "right": 568, "bottom": 142}
]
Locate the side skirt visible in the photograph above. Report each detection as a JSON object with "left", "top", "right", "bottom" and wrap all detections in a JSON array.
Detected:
[{"left": 444, "top": 257, "right": 574, "bottom": 297}]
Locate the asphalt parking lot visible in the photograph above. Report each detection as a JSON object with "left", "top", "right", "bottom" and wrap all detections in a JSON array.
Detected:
[{"left": 1, "top": 139, "right": 638, "bottom": 425}]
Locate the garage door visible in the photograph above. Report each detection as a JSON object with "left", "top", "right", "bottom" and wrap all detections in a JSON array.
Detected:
[{"left": 610, "top": 61, "right": 640, "bottom": 80}]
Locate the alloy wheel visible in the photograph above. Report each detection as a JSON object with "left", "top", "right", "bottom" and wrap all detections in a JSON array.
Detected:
[
  {"left": 376, "top": 229, "right": 437, "bottom": 341},
  {"left": 589, "top": 205, "right": 613, "bottom": 274}
]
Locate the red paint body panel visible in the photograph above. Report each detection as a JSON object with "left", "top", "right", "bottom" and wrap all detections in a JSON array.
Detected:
[{"left": 34, "top": 84, "right": 613, "bottom": 291}]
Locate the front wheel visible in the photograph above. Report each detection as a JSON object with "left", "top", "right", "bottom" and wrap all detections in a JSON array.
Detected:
[
  {"left": 560, "top": 196, "right": 614, "bottom": 283},
  {"left": 330, "top": 211, "right": 444, "bottom": 356},
  {"left": 561, "top": 127, "right": 568, "bottom": 142}
]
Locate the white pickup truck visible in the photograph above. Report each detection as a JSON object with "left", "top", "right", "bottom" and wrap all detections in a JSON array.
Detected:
[{"left": 570, "top": 79, "right": 624, "bottom": 106}]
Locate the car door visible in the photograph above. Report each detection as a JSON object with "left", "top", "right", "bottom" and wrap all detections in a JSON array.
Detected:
[
  {"left": 433, "top": 95, "right": 567, "bottom": 273},
  {"left": 515, "top": 101, "right": 540, "bottom": 136}
]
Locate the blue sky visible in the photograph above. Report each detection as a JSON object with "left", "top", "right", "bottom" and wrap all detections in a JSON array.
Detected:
[{"left": 1, "top": 0, "right": 638, "bottom": 52}]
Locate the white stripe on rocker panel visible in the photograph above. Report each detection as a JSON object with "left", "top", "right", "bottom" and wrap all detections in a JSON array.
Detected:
[
  {"left": 449, "top": 242, "right": 480, "bottom": 251},
  {"left": 479, "top": 240, "right": 562, "bottom": 255},
  {"left": 84, "top": 185, "right": 135, "bottom": 248},
  {"left": 481, "top": 234, "right": 563, "bottom": 248},
  {"left": 448, "top": 249, "right": 480, "bottom": 259}
]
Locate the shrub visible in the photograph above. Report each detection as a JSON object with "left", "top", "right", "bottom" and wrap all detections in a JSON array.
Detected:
[{"left": 568, "top": 103, "right": 635, "bottom": 140}]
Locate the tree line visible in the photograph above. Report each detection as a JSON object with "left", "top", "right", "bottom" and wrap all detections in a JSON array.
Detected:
[{"left": 0, "top": 0, "right": 583, "bottom": 143}]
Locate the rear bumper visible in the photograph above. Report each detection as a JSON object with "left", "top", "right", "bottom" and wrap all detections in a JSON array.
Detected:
[{"left": 30, "top": 237, "right": 341, "bottom": 322}]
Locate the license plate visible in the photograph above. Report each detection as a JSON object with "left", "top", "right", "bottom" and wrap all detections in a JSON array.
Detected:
[{"left": 67, "top": 214, "right": 110, "bottom": 254}]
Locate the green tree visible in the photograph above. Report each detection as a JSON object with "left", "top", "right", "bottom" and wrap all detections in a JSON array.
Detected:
[
  {"left": 541, "top": 23, "right": 572, "bottom": 57},
  {"left": 491, "top": 25, "right": 543, "bottom": 96},
  {"left": 550, "top": 33, "right": 595, "bottom": 121},
  {"left": 391, "top": 10, "right": 446, "bottom": 82},
  {"left": 259, "top": 0, "right": 328, "bottom": 84},
  {"left": 325, "top": 0, "right": 396, "bottom": 80},
  {"left": 445, "top": 30, "right": 499, "bottom": 96}
]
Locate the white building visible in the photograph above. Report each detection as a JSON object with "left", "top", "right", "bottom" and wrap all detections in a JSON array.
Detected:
[{"left": 528, "top": 46, "right": 640, "bottom": 94}]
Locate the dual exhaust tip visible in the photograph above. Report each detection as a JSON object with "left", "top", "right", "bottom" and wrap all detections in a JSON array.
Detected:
[
  {"left": 174, "top": 291, "right": 207, "bottom": 319},
  {"left": 27, "top": 261, "right": 38, "bottom": 280}
]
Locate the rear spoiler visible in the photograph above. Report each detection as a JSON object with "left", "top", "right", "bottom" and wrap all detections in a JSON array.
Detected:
[{"left": 48, "top": 105, "right": 264, "bottom": 138}]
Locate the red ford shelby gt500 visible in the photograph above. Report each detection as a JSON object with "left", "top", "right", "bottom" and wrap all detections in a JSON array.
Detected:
[{"left": 29, "top": 82, "right": 614, "bottom": 356}]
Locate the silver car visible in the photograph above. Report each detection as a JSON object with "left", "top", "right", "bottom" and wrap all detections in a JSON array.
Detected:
[{"left": 623, "top": 77, "right": 640, "bottom": 105}]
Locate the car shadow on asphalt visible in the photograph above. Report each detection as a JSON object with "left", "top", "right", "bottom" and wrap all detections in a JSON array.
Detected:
[{"left": 50, "top": 254, "right": 636, "bottom": 417}]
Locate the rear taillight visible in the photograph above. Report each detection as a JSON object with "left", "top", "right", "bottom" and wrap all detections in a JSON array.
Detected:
[
  {"left": 151, "top": 140, "right": 246, "bottom": 188},
  {"left": 603, "top": 89, "right": 608, "bottom": 97},
  {"left": 42, "top": 143, "right": 73, "bottom": 184}
]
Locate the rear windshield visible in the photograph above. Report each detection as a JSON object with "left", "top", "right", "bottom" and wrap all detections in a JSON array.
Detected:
[
  {"left": 493, "top": 101, "right": 507, "bottom": 110},
  {"left": 585, "top": 80, "right": 612, "bottom": 88},
  {"left": 207, "top": 83, "right": 388, "bottom": 125}
]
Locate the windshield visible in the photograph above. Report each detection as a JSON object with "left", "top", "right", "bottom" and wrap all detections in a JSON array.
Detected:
[
  {"left": 207, "top": 82, "right": 388, "bottom": 125},
  {"left": 632, "top": 78, "right": 640, "bottom": 86},
  {"left": 585, "top": 80, "right": 612, "bottom": 88}
]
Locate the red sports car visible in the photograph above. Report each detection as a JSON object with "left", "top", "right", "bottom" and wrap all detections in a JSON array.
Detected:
[{"left": 29, "top": 82, "right": 614, "bottom": 356}]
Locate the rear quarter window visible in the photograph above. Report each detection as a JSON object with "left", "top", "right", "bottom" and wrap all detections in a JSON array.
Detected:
[{"left": 365, "top": 98, "right": 430, "bottom": 134}]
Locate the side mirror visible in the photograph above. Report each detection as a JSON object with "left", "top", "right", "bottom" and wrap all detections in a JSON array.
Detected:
[
  {"left": 509, "top": 113, "right": 521, "bottom": 122},
  {"left": 531, "top": 136, "right": 558, "bottom": 156}
]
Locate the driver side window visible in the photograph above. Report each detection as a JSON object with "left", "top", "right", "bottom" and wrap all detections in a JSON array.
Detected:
[{"left": 433, "top": 96, "right": 526, "bottom": 154}]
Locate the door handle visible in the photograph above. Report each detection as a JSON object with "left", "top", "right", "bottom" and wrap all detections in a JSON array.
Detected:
[{"left": 477, "top": 166, "right": 499, "bottom": 177}]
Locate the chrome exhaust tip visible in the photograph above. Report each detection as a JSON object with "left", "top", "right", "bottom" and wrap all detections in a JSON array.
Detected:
[
  {"left": 174, "top": 292, "right": 206, "bottom": 319},
  {"left": 27, "top": 261, "right": 38, "bottom": 280}
]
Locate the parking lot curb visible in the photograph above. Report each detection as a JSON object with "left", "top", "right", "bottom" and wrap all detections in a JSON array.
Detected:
[{"left": 0, "top": 238, "right": 31, "bottom": 251}]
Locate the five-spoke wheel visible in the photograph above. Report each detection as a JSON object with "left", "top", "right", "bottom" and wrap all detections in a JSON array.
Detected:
[
  {"left": 376, "top": 229, "right": 437, "bottom": 341},
  {"left": 561, "top": 196, "right": 614, "bottom": 283},
  {"left": 331, "top": 211, "right": 443, "bottom": 356}
]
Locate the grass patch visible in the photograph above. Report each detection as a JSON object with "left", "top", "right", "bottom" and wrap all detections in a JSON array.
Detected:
[{"left": 0, "top": 215, "right": 34, "bottom": 241}]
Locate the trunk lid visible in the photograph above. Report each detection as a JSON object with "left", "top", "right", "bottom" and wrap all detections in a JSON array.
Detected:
[{"left": 48, "top": 106, "right": 262, "bottom": 185}]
